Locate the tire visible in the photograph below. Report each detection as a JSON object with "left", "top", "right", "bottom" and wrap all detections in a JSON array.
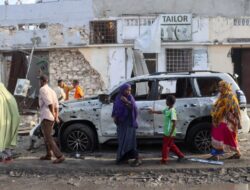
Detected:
[
  {"left": 61, "top": 123, "right": 96, "bottom": 153},
  {"left": 186, "top": 122, "right": 211, "bottom": 153}
]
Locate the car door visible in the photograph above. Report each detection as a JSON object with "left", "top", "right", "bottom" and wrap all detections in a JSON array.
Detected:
[
  {"left": 100, "top": 101, "right": 117, "bottom": 137},
  {"left": 153, "top": 77, "right": 200, "bottom": 139},
  {"left": 194, "top": 77, "right": 221, "bottom": 118},
  {"left": 100, "top": 80, "right": 156, "bottom": 137},
  {"left": 132, "top": 80, "right": 156, "bottom": 136}
]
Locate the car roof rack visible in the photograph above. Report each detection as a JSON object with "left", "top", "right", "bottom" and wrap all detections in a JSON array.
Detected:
[
  {"left": 188, "top": 70, "right": 220, "bottom": 74},
  {"left": 150, "top": 70, "right": 220, "bottom": 76}
]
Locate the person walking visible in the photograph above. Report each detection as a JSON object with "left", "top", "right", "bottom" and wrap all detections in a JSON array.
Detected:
[
  {"left": 112, "top": 83, "right": 141, "bottom": 167},
  {"left": 149, "top": 95, "right": 185, "bottom": 164},
  {"left": 0, "top": 83, "right": 20, "bottom": 162},
  {"left": 208, "top": 80, "right": 241, "bottom": 161},
  {"left": 39, "top": 75, "right": 65, "bottom": 164}
]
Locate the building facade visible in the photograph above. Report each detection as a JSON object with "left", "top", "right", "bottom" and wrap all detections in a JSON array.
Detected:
[{"left": 1, "top": 0, "right": 250, "bottom": 101}]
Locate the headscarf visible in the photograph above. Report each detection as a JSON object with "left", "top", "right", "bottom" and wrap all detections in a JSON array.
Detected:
[
  {"left": 211, "top": 80, "right": 241, "bottom": 130},
  {"left": 112, "top": 83, "right": 138, "bottom": 128}
]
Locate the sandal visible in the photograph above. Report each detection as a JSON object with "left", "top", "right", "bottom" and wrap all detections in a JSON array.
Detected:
[
  {"left": 40, "top": 155, "right": 52, "bottom": 160},
  {"left": 53, "top": 155, "right": 65, "bottom": 164},
  {"left": 207, "top": 155, "right": 219, "bottom": 161},
  {"left": 227, "top": 153, "right": 241, "bottom": 160},
  {"left": 130, "top": 159, "right": 142, "bottom": 167}
]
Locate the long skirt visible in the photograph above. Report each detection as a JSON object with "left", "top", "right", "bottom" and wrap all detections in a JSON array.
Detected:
[
  {"left": 0, "top": 83, "right": 20, "bottom": 152},
  {"left": 116, "top": 118, "right": 138, "bottom": 163},
  {"left": 211, "top": 122, "right": 238, "bottom": 154}
]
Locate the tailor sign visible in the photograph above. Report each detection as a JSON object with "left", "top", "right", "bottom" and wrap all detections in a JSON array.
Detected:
[{"left": 160, "top": 14, "right": 192, "bottom": 41}]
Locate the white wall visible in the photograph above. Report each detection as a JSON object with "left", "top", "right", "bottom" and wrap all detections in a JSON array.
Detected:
[
  {"left": 0, "top": 0, "right": 92, "bottom": 25},
  {"left": 0, "top": 0, "right": 93, "bottom": 49},
  {"left": 210, "top": 16, "right": 250, "bottom": 42},
  {"left": 93, "top": 0, "right": 250, "bottom": 17},
  {"left": 80, "top": 47, "right": 126, "bottom": 90},
  {"left": 79, "top": 48, "right": 109, "bottom": 90},
  {"left": 208, "top": 46, "right": 233, "bottom": 73}
]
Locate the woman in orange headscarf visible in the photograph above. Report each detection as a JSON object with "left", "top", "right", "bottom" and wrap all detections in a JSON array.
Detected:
[{"left": 209, "top": 80, "right": 241, "bottom": 160}]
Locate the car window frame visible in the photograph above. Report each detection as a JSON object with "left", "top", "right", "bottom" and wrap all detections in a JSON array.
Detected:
[
  {"left": 156, "top": 77, "right": 198, "bottom": 99},
  {"left": 109, "top": 79, "right": 157, "bottom": 102},
  {"left": 194, "top": 76, "right": 222, "bottom": 97}
]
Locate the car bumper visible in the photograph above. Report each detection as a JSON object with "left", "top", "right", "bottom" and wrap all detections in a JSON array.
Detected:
[{"left": 239, "top": 108, "right": 250, "bottom": 134}]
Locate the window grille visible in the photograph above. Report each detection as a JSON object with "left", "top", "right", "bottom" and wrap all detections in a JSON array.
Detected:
[
  {"left": 165, "top": 49, "right": 193, "bottom": 72},
  {"left": 90, "top": 21, "right": 117, "bottom": 44}
]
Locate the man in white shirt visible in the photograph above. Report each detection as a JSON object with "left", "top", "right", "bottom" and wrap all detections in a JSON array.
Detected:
[
  {"left": 39, "top": 75, "right": 64, "bottom": 164},
  {"left": 54, "top": 86, "right": 66, "bottom": 102}
]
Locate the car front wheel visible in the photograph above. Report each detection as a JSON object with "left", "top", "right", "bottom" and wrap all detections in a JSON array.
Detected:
[
  {"left": 61, "top": 123, "right": 96, "bottom": 153},
  {"left": 187, "top": 122, "right": 211, "bottom": 153}
]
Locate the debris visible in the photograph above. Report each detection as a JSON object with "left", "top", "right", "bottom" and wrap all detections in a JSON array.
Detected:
[
  {"left": 9, "top": 171, "right": 22, "bottom": 177},
  {"left": 67, "top": 178, "right": 80, "bottom": 187}
]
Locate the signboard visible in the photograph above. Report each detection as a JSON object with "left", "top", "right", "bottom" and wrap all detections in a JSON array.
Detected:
[
  {"left": 234, "top": 18, "right": 250, "bottom": 26},
  {"left": 160, "top": 14, "right": 192, "bottom": 41}
]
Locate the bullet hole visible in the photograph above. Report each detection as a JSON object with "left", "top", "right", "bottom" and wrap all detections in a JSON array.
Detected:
[{"left": 39, "top": 23, "right": 47, "bottom": 30}]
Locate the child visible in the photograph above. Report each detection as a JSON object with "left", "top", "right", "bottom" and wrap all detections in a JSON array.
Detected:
[{"left": 149, "top": 95, "right": 185, "bottom": 164}]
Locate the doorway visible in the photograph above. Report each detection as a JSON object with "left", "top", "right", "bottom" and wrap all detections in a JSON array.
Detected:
[{"left": 232, "top": 48, "right": 250, "bottom": 102}]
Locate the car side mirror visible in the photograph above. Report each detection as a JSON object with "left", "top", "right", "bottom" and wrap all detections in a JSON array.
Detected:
[{"left": 99, "top": 94, "right": 110, "bottom": 104}]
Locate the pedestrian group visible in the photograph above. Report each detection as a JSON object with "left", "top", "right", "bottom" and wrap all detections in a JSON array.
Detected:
[{"left": 0, "top": 78, "right": 242, "bottom": 167}]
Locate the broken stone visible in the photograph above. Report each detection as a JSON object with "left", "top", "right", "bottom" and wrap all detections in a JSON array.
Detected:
[
  {"left": 9, "top": 171, "right": 22, "bottom": 177},
  {"left": 67, "top": 178, "right": 80, "bottom": 187}
]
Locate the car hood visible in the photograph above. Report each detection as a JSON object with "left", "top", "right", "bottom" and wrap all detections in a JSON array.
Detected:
[{"left": 59, "top": 96, "right": 102, "bottom": 112}]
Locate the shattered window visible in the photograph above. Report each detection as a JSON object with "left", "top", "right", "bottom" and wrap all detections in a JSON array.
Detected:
[
  {"left": 143, "top": 53, "right": 157, "bottom": 74},
  {"left": 196, "top": 77, "right": 221, "bottom": 97},
  {"left": 18, "top": 24, "right": 27, "bottom": 31},
  {"left": 158, "top": 78, "right": 195, "bottom": 99},
  {"left": 90, "top": 21, "right": 117, "bottom": 44},
  {"left": 110, "top": 81, "right": 151, "bottom": 102},
  {"left": 166, "top": 49, "right": 193, "bottom": 72},
  {"left": 131, "top": 81, "right": 150, "bottom": 101}
]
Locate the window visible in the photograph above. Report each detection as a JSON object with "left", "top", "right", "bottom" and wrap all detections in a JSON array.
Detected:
[
  {"left": 143, "top": 53, "right": 157, "bottom": 74},
  {"left": 166, "top": 49, "right": 193, "bottom": 72},
  {"left": 158, "top": 78, "right": 195, "bottom": 99},
  {"left": 90, "top": 21, "right": 117, "bottom": 44},
  {"left": 17, "top": 23, "right": 47, "bottom": 31},
  {"left": 196, "top": 77, "right": 221, "bottom": 97},
  {"left": 110, "top": 81, "right": 154, "bottom": 102}
]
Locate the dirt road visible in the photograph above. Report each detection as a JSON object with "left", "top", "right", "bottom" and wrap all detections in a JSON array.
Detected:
[{"left": 0, "top": 134, "right": 250, "bottom": 190}]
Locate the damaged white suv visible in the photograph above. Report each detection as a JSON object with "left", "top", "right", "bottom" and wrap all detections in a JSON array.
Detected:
[{"left": 58, "top": 71, "right": 250, "bottom": 153}]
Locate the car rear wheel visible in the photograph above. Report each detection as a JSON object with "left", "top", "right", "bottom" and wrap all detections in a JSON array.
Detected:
[
  {"left": 187, "top": 122, "right": 211, "bottom": 153},
  {"left": 62, "top": 123, "right": 96, "bottom": 153}
]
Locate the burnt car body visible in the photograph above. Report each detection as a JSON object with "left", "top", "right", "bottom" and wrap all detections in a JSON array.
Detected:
[{"left": 58, "top": 71, "right": 250, "bottom": 153}]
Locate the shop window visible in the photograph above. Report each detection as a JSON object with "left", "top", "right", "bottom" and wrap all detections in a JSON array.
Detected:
[
  {"left": 90, "top": 21, "right": 117, "bottom": 44},
  {"left": 143, "top": 53, "right": 157, "bottom": 74},
  {"left": 166, "top": 49, "right": 193, "bottom": 72}
]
